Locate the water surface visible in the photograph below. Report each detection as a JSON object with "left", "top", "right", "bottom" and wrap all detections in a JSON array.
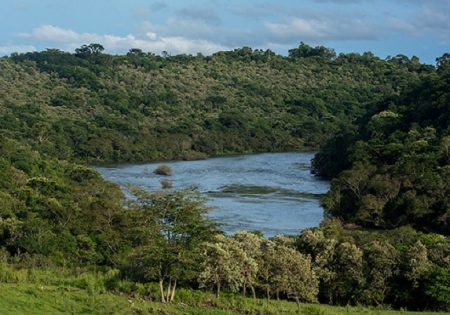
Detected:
[{"left": 96, "top": 152, "right": 329, "bottom": 237}]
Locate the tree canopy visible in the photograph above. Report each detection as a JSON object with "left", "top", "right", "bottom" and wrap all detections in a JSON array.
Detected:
[{"left": 313, "top": 59, "right": 450, "bottom": 234}]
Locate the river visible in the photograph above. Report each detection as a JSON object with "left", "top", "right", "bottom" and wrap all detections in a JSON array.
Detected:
[{"left": 96, "top": 152, "right": 329, "bottom": 237}]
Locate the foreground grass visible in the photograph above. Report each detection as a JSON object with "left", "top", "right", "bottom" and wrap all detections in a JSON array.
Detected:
[
  {"left": 0, "top": 266, "right": 448, "bottom": 315},
  {"left": 1, "top": 283, "right": 448, "bottom": 315}
]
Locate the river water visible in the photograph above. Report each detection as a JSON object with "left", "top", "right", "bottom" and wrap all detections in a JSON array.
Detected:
[{"left": 96, "top": 152, "right": 329, "bottom": 237}]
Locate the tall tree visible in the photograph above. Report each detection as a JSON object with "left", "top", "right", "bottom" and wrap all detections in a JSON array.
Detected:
[{"left": 128, "top": 189, "right": 216, "bottom": 303}]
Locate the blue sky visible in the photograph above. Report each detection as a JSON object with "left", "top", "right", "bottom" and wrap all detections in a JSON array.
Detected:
[{"left": 0, "top": 0, "right": 449, "bottom": 64}]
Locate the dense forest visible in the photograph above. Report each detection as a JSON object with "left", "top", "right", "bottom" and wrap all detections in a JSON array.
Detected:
[
  {"left": 0, "top": 43, "right": 449, "bottom": 313},
  {"left": 1, "top": 43, "right": 431, "bottom": 162},
  {"left": 313, "top": 57, "right": 450, "bottom": 234}
]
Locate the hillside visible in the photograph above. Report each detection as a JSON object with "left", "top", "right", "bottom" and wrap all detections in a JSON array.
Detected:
[
  {"left": 313, "top": 58, "right": 450, "bottom": 234},
  {"left": 1, "top": 44, "right": 430, "bottom": 163}
]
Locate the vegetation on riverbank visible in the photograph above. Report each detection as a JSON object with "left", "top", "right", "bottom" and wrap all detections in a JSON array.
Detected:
[{"left": 313, "top": 53, "right": 450, "bottom": 235}]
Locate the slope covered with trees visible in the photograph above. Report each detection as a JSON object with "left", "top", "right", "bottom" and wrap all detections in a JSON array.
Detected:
[
  {"left": 0, "top": 136, "right": 132, "bottom": 265},
  {"left": 1, "top": 43, "right": 430, "bottom": 163},
  {"left": 313, "top": 58, "right": 450, "bottom": 234}
]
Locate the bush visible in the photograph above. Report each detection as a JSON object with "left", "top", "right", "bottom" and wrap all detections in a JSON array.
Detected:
[
  {"left": 153, "top": 165, "right": 172, "bottom": 176},
  {"left": 161, "top": 180, "right": 173, "bottom": 189}
]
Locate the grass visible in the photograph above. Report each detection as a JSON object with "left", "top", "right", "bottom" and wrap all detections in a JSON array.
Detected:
[
  {"left": 1, "top": 283, "right": 448, "bottom": 315},
  {"left": 0, "top": 267, "right": 448, "bottom": 315},
  {"left": 0, "top": 283, "right": 135, "bottom": 314}
]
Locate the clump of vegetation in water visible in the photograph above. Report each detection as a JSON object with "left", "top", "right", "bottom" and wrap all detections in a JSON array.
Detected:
[
  {"left": 154, "top": 165, "right": 172, "bottom": 176},
  {"left": 161, "top": 180, "right": 173, "bottom": 189}
]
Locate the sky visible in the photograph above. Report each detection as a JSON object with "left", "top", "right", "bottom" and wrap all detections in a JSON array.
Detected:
[{"left": 0, "top": 0, "right": 449, "bottom": 64}]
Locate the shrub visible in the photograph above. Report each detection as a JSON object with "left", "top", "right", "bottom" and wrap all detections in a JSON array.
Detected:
[
  {"left": 161, "top": 180, "right": 173, "bottom": 189},
  {"left": 154, "top": 165, "right": 172, "bottom": 176}
]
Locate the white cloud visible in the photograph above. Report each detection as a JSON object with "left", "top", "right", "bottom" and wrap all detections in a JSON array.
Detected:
[
  {"left": 267, "top": 18, "right": 325, "bottom": 39},
  {"left": 8, "top": 0, "right": 449, "bottom": 58},
  {"left": 21, "top": 25, "right": 81, "bottom": 43},
  {"left": 266, "top": 17, "right": 377, "bottom": 41},
  {"left": 19, "top": 25, "right": 229, "bottom": 55},
  {"left": 0, "top": 44, "right": 36, "bottom": 54}
]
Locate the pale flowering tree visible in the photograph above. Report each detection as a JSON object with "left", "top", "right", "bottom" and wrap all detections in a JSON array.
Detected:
[
  {"left": 198, "top": 234, "right": 257, "bottom": 298},
  {"left": 230, "top": 231, "right": 262, "bottom": 298}
]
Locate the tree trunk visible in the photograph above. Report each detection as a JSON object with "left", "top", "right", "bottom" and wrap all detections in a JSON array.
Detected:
[
  {"left": 243, "top": 282, "right": 247, "bottom": 297},
  {"left": 216, "top": 282, "right": 221, "bottom": 298},
  {"left": 169, "top": 279, "right": 177, "bottom": 303},
  {"left": 166, "top": 279, "right": 171, "bottom": 302},
  {"left": 266, "top": 287, "right": 270, "bottom": 304},
  {"left": 251, "top": 286, "right": 256, "bottom": 299},
  {"left": 276, "top": 289, "right": 280, "bottom": 301},
  {"left": 159, "top": 278, "right": 166, "bottom": 303},
  {"left": 295, "top": 297, "right": 300, "bottom": 313},
  {"left": 215, "top": 273, "right": 221, "bottom": 298}
]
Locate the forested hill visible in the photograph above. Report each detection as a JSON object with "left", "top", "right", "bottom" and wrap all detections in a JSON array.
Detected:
[
  {"left": 313, "top": 58, "right": 450, "bottom": 234},
  {"left": 0, "top": 43, "right": 431, "bottom": 163}
]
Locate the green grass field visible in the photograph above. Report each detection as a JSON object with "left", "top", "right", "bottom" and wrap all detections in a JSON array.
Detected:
[
  {"left": 1, "top": 283, "right": 449, "bottom": 315},
  {"left": 0, "top": 266, "right": 448, "bottom": 315}
]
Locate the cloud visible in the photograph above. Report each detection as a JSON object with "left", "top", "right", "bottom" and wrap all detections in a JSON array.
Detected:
[
  {"left": 387, "top": 18, "right": 416, "bottom": 34},
  {"left": 150, "top": 1, "right": 168, "bottom": 12},
  {"left": 164, "top": 17, "right": 218, "bottom": 38},
  {"left": 176, "top": 8, "right": 221, "bottom": 25},
  {"left": 387, "top": 2, "right": 450, "bottom": 40},
  {"left": 419, "top": 8, "right": 450, "bottom": 33},
  {"left": 19, "top": 25, "right": 228, "bottom": 55},
  {"left": 134, "top": 1, "right": 169, "bottom": 18},
  {"left": 266, "top": 16, "right": 377, "bottom": 41},
  {"left": 0, "top": 44, "right": 36, "bottom": 54},
  {"left": 21, "top": 25, "right": 81, "bottom": 43},
  {"left": 7, "top": 1, "right": 449, "bottom": 59}
]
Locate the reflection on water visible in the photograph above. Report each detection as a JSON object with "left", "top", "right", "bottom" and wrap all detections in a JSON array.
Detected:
[{"left": 96, "top": 152, "right": 330, "bottom": 237}]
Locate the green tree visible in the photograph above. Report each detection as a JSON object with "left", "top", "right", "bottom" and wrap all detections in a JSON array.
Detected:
[
  {"left": 289, "top": 42, "right": 336, "bottom": 60},
  {"left": 75, "top": 43, "right": 105, "bottom": 57},
  {"left": 362, "top": 241, "right": 399, "bottom": 305},
  {"left": 426, "top": 267, "right": 450, "bottom": 310},
  {"left": 330, "top": 242, "right": 365, "bottom": 304},
  {"left": 127, "top": 189, "right": 216, "bottom": 303}
]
